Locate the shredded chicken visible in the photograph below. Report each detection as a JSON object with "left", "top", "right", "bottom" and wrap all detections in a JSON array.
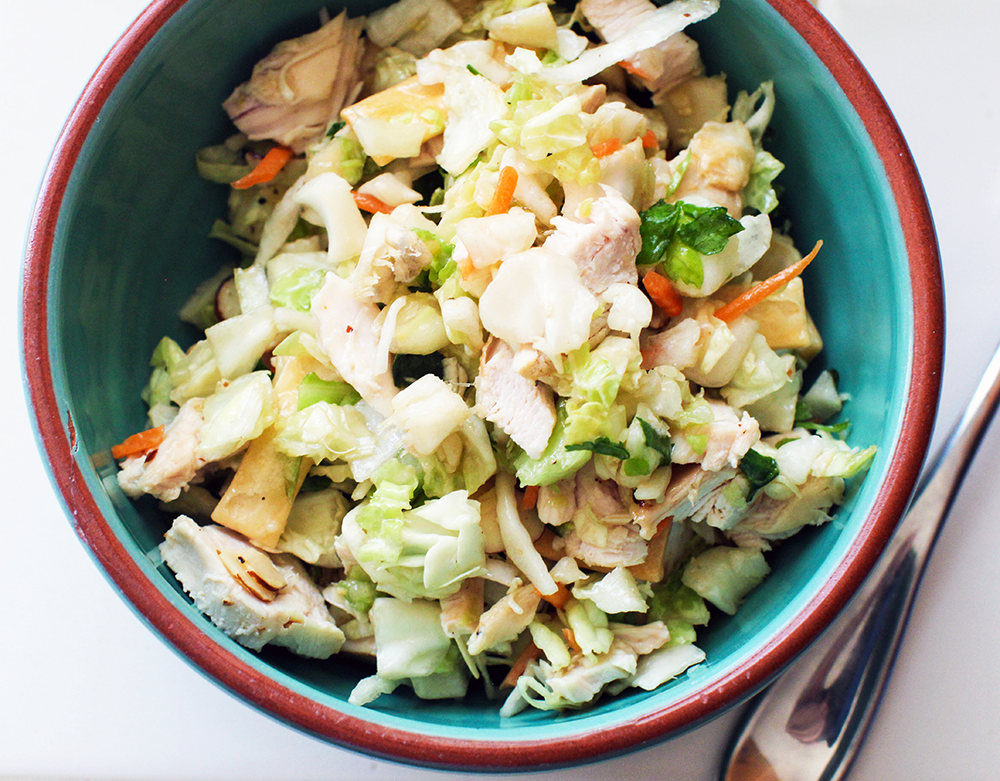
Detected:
[
  {"left": 671, "top": 400, "right": 761, "bottom": 471},
  {"left": 467, "top": 583, "right": 541, "bottom": 656},
  {"left": 670, "top": 121, "right": 756, "bottom": 216},
  {"left": 223, "top": 12, "right": 367, "bottom": 153},
  {"left": 729, "top": 475, "right": 845, "bottom": 549},
  {"left": 313, "top": 271, "right": 398, "bottom": 416},
  {"left": 579, "top": 0, "right": 704, "bottom": 95},
  {"left": 565, "top": 463, "right": 649, "bottom": 568},
  {"left": 117, "top": 399, "right": 206, "bottom": 503}
]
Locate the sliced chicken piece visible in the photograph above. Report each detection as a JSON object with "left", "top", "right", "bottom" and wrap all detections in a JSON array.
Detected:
[
  {"left": 537, "top": 479, "right": 577, "bottom": 527},
  {"left": 609, "top": 621, "right": 672, "bottom": 656},
  {"left": 475, "top": 337, "right": 556, "bottom": 460},
  {"left": 467, "top": 582, "right": 541, "bottom": 656},
  {"left": 671, "top": 121, "right": 756, "bottom": 217},
  {"left": 579, "top": 0, "right": 703, "bottom": 95},
  {"left": 565, "top": 463, "right": 648, "bottom": 568},
  {"left": 441, "top": 577, "right": 485, "bottom": 639},
  {"left": 351, "top": 212, "right": 433, "bottom": 304},
  {"left": 160, "top": 515, "right": 345, "bottom": 658},
  {"left": 671, "top": 399, "right": 760, "bottom": 471},
  {"left": 117, "top": 399, "right": 206, "bottom": 503},
  {"left": 541, "top": 645, "right": 638, "bottom": 706},
  {"left": 313, "top": 271, "right": 398, "bottom": 416},
  {"left": 543, "top": 186, "right": 642, "bottom": 296},
  {"left": 223, "top": 13, "right": 366, "bottom": 153},
  {"left": 658, "top": 462, "right": 739, "bottom": 523}
]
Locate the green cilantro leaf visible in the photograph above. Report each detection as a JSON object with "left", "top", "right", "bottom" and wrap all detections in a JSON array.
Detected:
[
  {"left": 637, "top": 200, "right": 683, "bottom": 265},
  {"left": 676, "top": 203, "right": 745, "bottom": 255},
  {"left": 565, "top": 437, "right": 630, "bottom": 460},
  {"left": 740, "top": 448, "right": 779, "bottom": 500},
  {"left": 639, "top": 418, "right": 673, "bottom": 460}
]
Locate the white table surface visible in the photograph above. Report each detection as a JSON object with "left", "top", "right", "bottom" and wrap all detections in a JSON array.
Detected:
[{"left": 4, "top": 1, "right": 999, "bottom": 779}]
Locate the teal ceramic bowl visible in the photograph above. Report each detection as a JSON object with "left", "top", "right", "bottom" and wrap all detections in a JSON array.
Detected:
[{"left": 22, "top": 0, "right": 943, "bottom": 770}]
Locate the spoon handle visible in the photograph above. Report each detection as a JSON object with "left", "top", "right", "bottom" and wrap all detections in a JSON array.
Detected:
[{"left": 721, "top": 340, "right": 1000, "bottom": 781}]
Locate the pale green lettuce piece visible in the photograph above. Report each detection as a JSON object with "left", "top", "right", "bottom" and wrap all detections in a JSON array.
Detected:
[
  {"left": 274, "top": 402, "right": 376, "bottom": 463},
  {"left": 276, "top": 488, "right": 350, "bottom": 567},
  {"left": 168, "top": 339, "right": 222, "bottom": 405},
  {"left": 562, "top": 336, "right": 640, "bottom": 444},
  {"left": 196, "top": 371, "right": 278, "bottom": 462},
  {"left": 513, "top": 403, "right": 591, "bottom": 486},
  {"left": 205, "top": 306, "right": 279, "bottom": 380},
  {"left": 681, "top": 546, "right": 770, "bottom": 615},
  {"left": 572, "top": 567, "right": 650, "bottom": 615},
  {"left": 341, "top": 487, "right": 487, "bottom": 601}
]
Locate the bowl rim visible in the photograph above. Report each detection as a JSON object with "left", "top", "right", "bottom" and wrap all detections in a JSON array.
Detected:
[{"left": 20, "top": 0, "right": 943, "bottom": 770}]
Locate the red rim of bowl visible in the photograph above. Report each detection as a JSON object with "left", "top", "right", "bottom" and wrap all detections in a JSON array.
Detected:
[{"left": 21, "top": 0, "right": 943, "bottom": 770}]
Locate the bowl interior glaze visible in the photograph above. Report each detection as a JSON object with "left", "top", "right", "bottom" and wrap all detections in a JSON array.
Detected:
[{"left": 24, "top": 0, "right": 942, "bottom": 769}]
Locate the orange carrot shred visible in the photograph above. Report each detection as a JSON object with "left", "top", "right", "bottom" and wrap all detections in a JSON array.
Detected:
[
  {"left": 563, "top": 628, "right": 583, "bottom": 654},
  {"left": 618, "top": 59, "right": 652, "bottom": 80},
  {"left": 352, "top": 191, "right": 394, "bottom": 214},
  {"left": 592, "top": 137, "right": 622, "bottom": 158},
  {"left": 111, "top": 425, "right": 165, "bottom": 460},
  {"left": 641, "top": 129, "right": 659, "bottom": 149},
  {"left": 714, "top": 240, "right": 823, "bottom": 323},
  {"left": 231, "top": 146, "right": 294, "bottom": 190},
  {"left": 521, "top": 484, "right": 539, "bottom": 511},
  {"left": 642, "top": 270, "right": 684, "bottom": 317},
  {"left": 485, "top": 166, "right": 518, "bottom": 216},
  {"left": 501, "top": 642, "right": 542, "bottom": 689},
  {"left": 536, "top": 582, "right": 571, "bottom": 610}
]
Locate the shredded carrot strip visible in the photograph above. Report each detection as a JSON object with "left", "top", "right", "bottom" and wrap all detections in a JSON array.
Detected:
[
  {"left": 714, "top": 240, "right": 823, "bottom": 323},
  {"left": 618, "top": 59, "right": 652, "bottom": 80},
  {"left": 485, "top": 166, "right": 518, "bottom": 216},
  {"left": 536, "top": 582, "right": 570, "bottom": 610},
  {"left": 592, "top": 137, "right": 622, "bottom": 158},
  {"left": 231, "top": 146, "right": 294, "bottom": 190},
  {"left": 111, "top": 425, "right": 165, "bottom": 460},
  {"left": 521, "top": 484, "right": 539, "bottom": 511},
  {"left": 563, "top": 628, "right": 583, "bottom": 654},
  {"left": 642, "top": 270, "right": 684, "bottom": 317},
  {"left": 501, "top": 642, "right": 542, "bottom": 689},
  {"left": 352, "top": 191, "right": 394, "bottom": 214},
  {"left": 641, "top": 129, "right": 659, "bottom": 149}
]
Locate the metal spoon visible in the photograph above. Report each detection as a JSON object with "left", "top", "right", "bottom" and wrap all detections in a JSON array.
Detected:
[{"left": 720, "top": 340, "right": 1000, "bottom": 781}]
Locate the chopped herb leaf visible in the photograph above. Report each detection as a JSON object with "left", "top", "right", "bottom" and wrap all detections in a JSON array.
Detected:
[
  {"left": 326, "top": 120, "right": 346, "bottom": 138},
  {"left": 637, "top": 200, "right": 682, "bottom": 265},
  {"left": 775, "top": 437, "right": 797, "bottom": 448},
  {"left": 565, "top": 437, "right": 630, "bottom": 460},
  {"left": 639, "top": 418, "right": 672, "bottom": 460},
  {"left": 795, "top": 399, "right": 850, "bottom": 433},
  {"left": 800, "top": 419, "right": 851, "bottom": 434},
  {"left": 676, "top": 203, "right": 744, "bottom": 255},
  {"left": 467, "top": 64, "right": 482, "bottom": 76},
  {"left": 740, "top": 448, "right": 779, "bottom": 500},
  {"left": 392, "top": 352, "right": 445, "bottom": 388}
]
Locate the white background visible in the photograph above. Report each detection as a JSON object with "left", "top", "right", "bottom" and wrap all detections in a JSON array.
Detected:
[{"left": 3, "top": 0, "right": 1000, "bottom": 779}]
